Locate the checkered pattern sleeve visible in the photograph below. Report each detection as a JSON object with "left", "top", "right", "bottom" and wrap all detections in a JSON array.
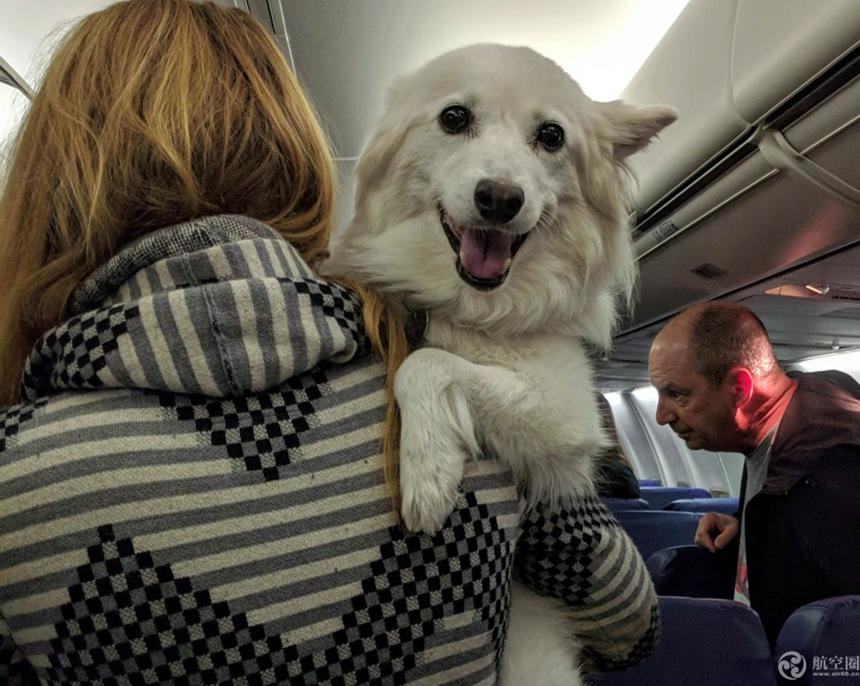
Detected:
[
  {"left": 0, "top": 614, "right": 38, "bottom": 685},
  {"left": 513, "top": 493, "right": 660, "bottom": 671}
]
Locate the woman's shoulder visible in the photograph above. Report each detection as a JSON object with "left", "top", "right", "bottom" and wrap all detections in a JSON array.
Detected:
[{"left": 0, "top": 360, "right": 522, "bottom": 686}]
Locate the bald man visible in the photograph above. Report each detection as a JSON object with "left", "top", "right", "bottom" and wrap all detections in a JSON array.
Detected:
[{"left": 648, "top": 302, "right": 860, "bottom": 644}]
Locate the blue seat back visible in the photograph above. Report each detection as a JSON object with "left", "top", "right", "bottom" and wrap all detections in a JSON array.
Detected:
[
  {"left": 612, "top": 510, "right": 702, "bottom": 561},
  {"left": 774, "top": 596, "right": 860, "bottom": 685},
  {"left": 646, "top": 545, "right": 736, "bottom": 599},
  {"left": 602, "top": 497, "right": 651, "bottom": 512},
  {"left": 664, "top": 497, "right": 739, "bottom": 515},
  {"left": 640, "top": 486, "right": 711, "bottom": 509},
  {"left": 593, "top": 596, "right": 777, "bottom": 686},
  {"left": 638, "top": 479, "right": 662, "bottom": 487}
]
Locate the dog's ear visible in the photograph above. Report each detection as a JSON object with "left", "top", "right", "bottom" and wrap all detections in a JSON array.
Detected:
[
  {"left": 594, "top": 101, "right": 677, "bottom": 160},
  {"left": 354, "top": 74, "right": 414, "bottom": 209}
]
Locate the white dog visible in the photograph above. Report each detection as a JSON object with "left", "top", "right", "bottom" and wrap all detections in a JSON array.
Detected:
[{"left": 325, "top": 44, "right": 675, "bottom": 685}]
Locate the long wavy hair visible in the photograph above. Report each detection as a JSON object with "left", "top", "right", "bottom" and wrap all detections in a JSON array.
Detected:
[{"left": 0, "top": 0, "right": 407, "bottom": 497}]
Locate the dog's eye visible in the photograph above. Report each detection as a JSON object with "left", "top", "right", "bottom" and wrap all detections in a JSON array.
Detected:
[
  {"left": 536, "top": 123, "right": 565, "bottom": 151},
  {"left": 439, "top": 106, "right": 471, "bottom": 134}
]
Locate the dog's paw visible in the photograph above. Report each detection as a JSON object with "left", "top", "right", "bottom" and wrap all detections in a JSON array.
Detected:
[
  {"left": 400, "top": 455, "right": 463, "bottom": 535},
  {"left": 394, "top": 348, "right": 476, "bottom": 534}
]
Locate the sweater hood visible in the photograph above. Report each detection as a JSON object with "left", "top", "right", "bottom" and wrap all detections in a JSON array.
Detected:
[{"left": 22, "top": 215, "right": 367, "bottom": 401}]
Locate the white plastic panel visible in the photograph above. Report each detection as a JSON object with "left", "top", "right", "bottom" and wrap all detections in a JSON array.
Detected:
[
  {"left": 621, "top": 0, "right": 746, "bottom": 213},
  {"left": 627, "top": 387, "right": 696, "bottom": 488},
  {"left": 623, "top": 387, "right": 744, "bottom": 496},
  {"left": 605, "top": 391, "right": 662, "bottom": 483},
  {"left": 732, "top": 0, "right": 860, "bottom": 124},
  {"left": 713, "top": 452, "right": 744, "bottom": 497}
]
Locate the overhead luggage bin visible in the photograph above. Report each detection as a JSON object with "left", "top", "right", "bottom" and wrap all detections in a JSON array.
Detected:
[
  {"left": 731, "top": 0, "right": 860, "bottom": 125},
  {"left": 623, "top": 0, "right": 860, "bottom": 217},
  {"left": 621, "top": 0, "right": 748, "bottom": 215},
  {"left": 615, "top": 0, "right": 860, "bottom": 334}
]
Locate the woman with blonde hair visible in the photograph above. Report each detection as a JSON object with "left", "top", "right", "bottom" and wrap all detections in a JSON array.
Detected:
[{"left": 0, "top": 2, "right": 657, "bottom": 682}]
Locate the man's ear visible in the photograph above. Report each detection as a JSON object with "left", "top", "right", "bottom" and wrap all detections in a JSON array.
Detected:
[{"left": 728, "top": 367, "right": 754, "bottom": 408}]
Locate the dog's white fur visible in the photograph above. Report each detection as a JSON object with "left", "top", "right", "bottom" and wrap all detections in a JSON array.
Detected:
[{"left": 325, "top": 44, "right": 675, "bottom": 686}]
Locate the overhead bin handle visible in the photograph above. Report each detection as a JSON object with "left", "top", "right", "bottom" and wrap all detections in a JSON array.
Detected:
[{"left": 756, "top": 128, "right": 860, "bottom": 208}]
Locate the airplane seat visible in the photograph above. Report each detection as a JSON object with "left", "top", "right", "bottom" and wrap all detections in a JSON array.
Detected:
[
  {"left": 638, "top": 479, "right": 662, "bottom": 487},
  {"left": 590, "top": 596, "right": 777, "bottom": 686},
  {"left": 774, "top": 596, "right": 860, "bottom": 685},
  {"left": 646, "top": 544, "right": 736, "bottom": 599},
  {"left": 664, "top": 496, "right": 739, "bottom": 515},
  {"left": 639, "top": 486, "right": 711, "bottom": 509},
  {"left": 602, "top": 496, "right": 652, "bottom": 511},
  {"left": 611, "top": 510, "right": 702, "bottom": 561}
]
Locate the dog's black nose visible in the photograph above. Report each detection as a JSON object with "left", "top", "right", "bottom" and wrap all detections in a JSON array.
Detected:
[{"left": 474, "top": 179, "right": 524, "bottom": 224}]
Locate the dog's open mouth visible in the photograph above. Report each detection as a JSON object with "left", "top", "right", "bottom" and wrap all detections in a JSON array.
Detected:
[{"left": 439, "top": 207, "right": 529, "bottom": 291}]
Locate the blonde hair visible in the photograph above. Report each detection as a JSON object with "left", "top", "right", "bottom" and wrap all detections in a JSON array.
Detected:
[{"left": 0, "top": 0, "right": 407, "bottom": 499}]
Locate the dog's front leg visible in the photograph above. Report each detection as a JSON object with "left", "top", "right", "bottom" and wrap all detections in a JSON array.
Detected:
[
  {"left": 396, "top": 347, "right": 553, "bottom": 533},
  {"left": 395, "top": 348, "right": 482, "bottom": 534},
  {"left": 397, "top": 343, "right": 600, "bottom": 532}
]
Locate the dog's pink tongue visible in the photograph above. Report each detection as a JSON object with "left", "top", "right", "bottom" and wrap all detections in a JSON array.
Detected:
[{"left": 459, "top": 229, "right": 514, "bottom": 280}]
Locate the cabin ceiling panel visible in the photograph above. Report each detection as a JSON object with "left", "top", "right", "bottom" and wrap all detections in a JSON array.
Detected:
[
  {"left": 277, "top": 0, "right": 689, "bottom": 159},
  {"left": 597, "top": 244, "right": 860, "bottom": 391}
]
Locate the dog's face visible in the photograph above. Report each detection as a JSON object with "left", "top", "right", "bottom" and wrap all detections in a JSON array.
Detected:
[{"left": 327, "top": 44, "right": 675, "bottom": 345}]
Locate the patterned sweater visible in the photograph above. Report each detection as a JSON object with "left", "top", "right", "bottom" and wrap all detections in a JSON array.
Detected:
[{"left": 0, "top": 215, "right": 658, "bottom": 685}]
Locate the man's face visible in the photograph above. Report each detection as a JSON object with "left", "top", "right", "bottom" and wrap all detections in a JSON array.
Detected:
[{"left": 648, "top": 340, "right": 740, "bottom": 452}]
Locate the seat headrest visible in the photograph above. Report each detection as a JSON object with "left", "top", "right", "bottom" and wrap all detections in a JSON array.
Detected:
[
  {"left": 639, "top": 487, "right": 711, "bottom": 509},
  {"left": 646, "top": 544, "right": 736, "bottom": 599},
  {"left": 593, "top": 596, "right": 776, "bottom": 685},
  {"left": 612, "top": 510, "right": 702, "bottom": 560},
  {"left": 664, "top": 497, "right": 739, "bottom": 515},
  {"left": 775, "top": 596, "right": 860, "bottom": 685}
]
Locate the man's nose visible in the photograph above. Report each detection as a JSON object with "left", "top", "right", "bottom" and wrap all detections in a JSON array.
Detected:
[{"left": 655, "top": 397, "right": 675, "bottom": 425}]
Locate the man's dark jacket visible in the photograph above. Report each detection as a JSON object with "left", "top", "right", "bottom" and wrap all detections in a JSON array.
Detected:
[{"left": 739, "top": 370, "right": 860, "bottom": 645}]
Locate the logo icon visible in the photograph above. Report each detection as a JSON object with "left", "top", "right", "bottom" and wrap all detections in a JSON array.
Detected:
[{"left": 778, "top": 651, "right": 807, "bottom": 680}]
